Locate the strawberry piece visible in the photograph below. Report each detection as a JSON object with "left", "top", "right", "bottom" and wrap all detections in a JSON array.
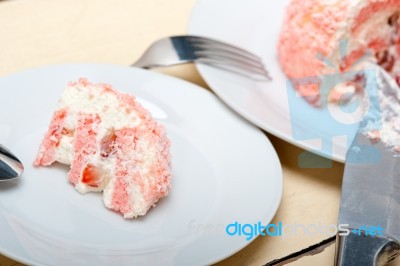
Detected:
[{"left": 82, "top": 164, "right": 100, "bottom": 188}]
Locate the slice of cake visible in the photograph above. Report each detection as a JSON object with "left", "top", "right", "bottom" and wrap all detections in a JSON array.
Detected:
[
  {"left": 278, "top": 0, "right": 400, "bottom": 105},
  {"left": 34, "top": 78, "right": 172, "bottom": 218}
]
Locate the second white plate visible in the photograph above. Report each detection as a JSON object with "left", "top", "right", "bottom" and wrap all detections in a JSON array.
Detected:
[{"left": 188, "top": 0, "right": 363, "bottom": 162}]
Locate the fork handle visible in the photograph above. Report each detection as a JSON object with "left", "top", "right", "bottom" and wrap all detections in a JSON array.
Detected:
[{"left": 132, "top": 38, "right": 190, "bottom": 68}]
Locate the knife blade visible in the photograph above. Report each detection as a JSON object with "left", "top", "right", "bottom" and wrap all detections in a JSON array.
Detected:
[{"left": 335, "top": 66, "right": 400, "bottom": 265}]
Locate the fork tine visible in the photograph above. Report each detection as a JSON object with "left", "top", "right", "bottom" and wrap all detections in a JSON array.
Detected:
[
  {"left": 194, "top": 50, "right": 271, "bottom": 79},
  {"left": 194, "top": 49, "right": 265, "bottom": 69},
  {"left": 198, "top": 57, "right": 271, "bottom": 79},
  {"left": 185, "top": 36, "right": 261, "bottom": 61},
  {"left": 198, "top": 58, "right": 271, "bottom": 80},
  {"left": 193, "top": 45, "right": 265, "bottom": 69}
]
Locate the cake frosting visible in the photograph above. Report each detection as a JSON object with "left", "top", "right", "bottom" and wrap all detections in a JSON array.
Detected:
[
  {"left": 361, "top": 65, "right": 400, "bottom": 150},
  {"left": 34, "top": 78, "right": 171, "bottom": 218},
  {"left": 279, "top": 0, "right": 400, "bottom": 105}
]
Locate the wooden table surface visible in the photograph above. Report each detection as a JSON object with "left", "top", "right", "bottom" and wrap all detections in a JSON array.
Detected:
[{"left": 0, "top": 0, "right": 344, "bottom": 265}]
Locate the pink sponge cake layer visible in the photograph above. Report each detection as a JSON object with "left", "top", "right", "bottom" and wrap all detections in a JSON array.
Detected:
[
  {"left": 34, "top": 78, "right": 171, "bottom": 218},
  {"left": 279, "top": 0, "right": 400, "bottom": 105}
]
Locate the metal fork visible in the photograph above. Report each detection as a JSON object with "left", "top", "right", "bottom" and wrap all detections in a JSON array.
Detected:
[{"left": 132, "top": 35, "right": 271, "bottom": 80}]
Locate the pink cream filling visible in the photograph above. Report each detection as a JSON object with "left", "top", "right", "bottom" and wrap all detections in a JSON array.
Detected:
[
  {"left": 110, "top": 128, "right": 136, "bottom": 214},
  {"left": 68, "top": 113, "right": 101, "bottom": 185},
  {"left": 34, "top": 109, "right": 68, "bottom": 166}
]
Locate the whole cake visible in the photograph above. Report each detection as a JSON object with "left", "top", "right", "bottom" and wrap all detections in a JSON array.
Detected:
[
  {"left": 34, "top": 78, "right": 172, "bottom": 218},
  {"left": 279, "top": 0, "right": 400, "bottom": 105}
]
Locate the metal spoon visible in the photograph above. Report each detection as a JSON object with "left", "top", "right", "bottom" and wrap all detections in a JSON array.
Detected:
[{"left": 0, "top": 144, "right": 24, "bottom": 180}]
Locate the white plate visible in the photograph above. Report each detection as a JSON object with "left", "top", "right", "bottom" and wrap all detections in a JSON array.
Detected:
[
  {"left": 0, "top": 64, "right": 282, "bottom": 266},
  {"left": 188, "top": 0, "right": 363, "bottom": 162}
]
